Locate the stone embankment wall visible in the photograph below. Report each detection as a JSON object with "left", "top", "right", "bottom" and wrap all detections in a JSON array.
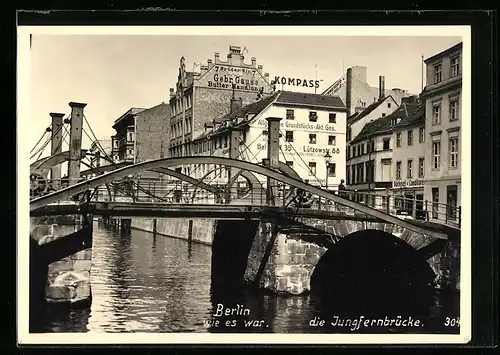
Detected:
[
  {"left": 30, "top": 213, "right": 93, "bottom": 305},
  {"left": 129, "top": 214, "right": 460, "bottom": 295},
  {"left": 131, "top": 217, "right": 215, "bottom": 245}
]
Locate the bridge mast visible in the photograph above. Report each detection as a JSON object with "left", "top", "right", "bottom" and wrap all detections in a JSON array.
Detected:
[
  {"left": 68, "top": 102, "right": 86, "bottom": 186},
  {"left": 49, "top": 112, "right": 65, "bottom": 190},
  {"left": 266, "top": 117, "right": 282, "bottom": 206},
  {"left": 227, "top": 125, "right": 242, "bottom": 203}
]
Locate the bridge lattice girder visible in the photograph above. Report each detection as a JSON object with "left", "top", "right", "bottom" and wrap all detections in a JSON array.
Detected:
[{"left": 29, "top": 156, "right": 449, "bottom": 240}]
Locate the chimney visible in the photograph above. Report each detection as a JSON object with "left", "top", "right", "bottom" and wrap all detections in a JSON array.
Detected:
[
  {"left": 251, "top": 57, "right": 256, "bottom": 67},
  {"left": 379, "top": 76, "right": 385, "bottom": 100},
  {"left": 230, "top": 86, "right": 242, "bottom": 113}
]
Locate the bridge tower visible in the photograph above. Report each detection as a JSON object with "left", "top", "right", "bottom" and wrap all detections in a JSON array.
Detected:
[
  {"left": 68, "top": 102, "right": 86, "bottom": 186},
  {"left": 49, "top": 112, "right": 65, "bottom": 190},
  {"left": 266, "top": 117, "right": 282, "bottom": 206},
  {"left": 227, "top": 125, "right": 243, "bottom": 203}
]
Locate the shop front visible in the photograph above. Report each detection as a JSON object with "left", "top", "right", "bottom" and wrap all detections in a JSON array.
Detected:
[{"left": 391, "top": 178, "right": 426, "bottom": 220}]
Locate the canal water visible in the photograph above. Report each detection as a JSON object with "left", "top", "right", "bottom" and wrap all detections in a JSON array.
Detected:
[{"left": 32, "top": 221, "right": 460, "bottom": 334}]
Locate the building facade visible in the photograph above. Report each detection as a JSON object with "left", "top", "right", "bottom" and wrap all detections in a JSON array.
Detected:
[
  {"left": 421, "top": 42, "right": 462, "bottom": 224},
  {"left": 390, "top": 102, "right": 426, "bottom": 219},
  {"left": 189, "top": 91, "right": 347, "bottom": 202},
  {"left": 168, "top": 45, "right": 274, "bottom": 159},
  {"left": 111, "top": 107, "right": 145, "bottom": 164},
  {"left": 346, "top": 99, "right": 420, "bottom": 209},
  {"left": 322, "top": 66, "right": 413, "bottom": 116},
  {"left": 89, "top": 139, "right": 112, "bottom": 168}
]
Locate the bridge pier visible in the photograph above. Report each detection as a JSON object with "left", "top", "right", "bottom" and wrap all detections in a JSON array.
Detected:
[
  {"left": 243, "top": 220, "right": 327, "bottom": 295},
  {"left": 30, "top": 207, "right": 93, "bottom": 308}
]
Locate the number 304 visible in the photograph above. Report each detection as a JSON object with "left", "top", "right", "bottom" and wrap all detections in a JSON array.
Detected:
[{"left": 444, "top": 317, "right": 460, "bottom": 327}]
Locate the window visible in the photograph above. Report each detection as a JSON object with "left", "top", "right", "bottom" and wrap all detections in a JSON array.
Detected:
[
  {"left": 382, "top": 113, "right": 386, "bottom": 117},
  {"left": 286, "top": 109, "right": 295, "bottom": 120},
  {"left": 286, "top": 161, "right": 294, "bottom": 168},
  {"left": 450, "top": 98, "right": 459, "bottom": 121},
  {"left": 370, "top": 140, "right": 375, "bottom": 152},
  {"left": 309, "top": 134, "right": 317, "bottom": 144},
  {"left": 329, "top": 113, "right": 337, "bottom": 123},
  {"left": 419, "top": 127, "right": 425, "bottom": 143},
  {"left": 433, "top": 104, "right": 441, "bottom": 125},
  {"left": 449, "top": 137, "right": 459, "bottom": 168},
  {"left": 388, "top": 102, "right": 392, "bottom": 108},
  {"left": 432, "top": 141, "right": 441, "bottom": 169},
  {"left": 308, "top": 162, "right": 316, "bottom": 176},
  {"left": 396, "top": 133, "right": 402, "bottom": 147},
  {"left": 361, "top": 143, "right": 364, "bottom": 155},
  {"left": 127, "top": 132, "right": 133, "bottom": 142},
  {"left": 309, "top": 111, "right": 318, "bottom": 122},
  {"left": 346, "top": 166, "right": 351, "bottom": 184},
  {"left": 418, "top": 157, "right": 425, "bottom": 178},
  {"left": 396, "top": 161, "right": 402, "bottom": 180},
  {"left": 407, "top": 130, "right": 413, "bottom": 146},
  {"left": 224, "top": 136, "right": 228, "bottom": 148},
  {"left": 328, "top": 163, "right": 336, "bottom": 177},
  {"left": 285, "top": 131, "right": 294, "bottom": 142},
  {"left": 383, "top": 138, "right": 390, "bottom": 150},
  {"left": 328, "top": 135, "right": 336, "bottom": 146},
  {"left": 407, "top": 159, "right": 413, "bottom": 178},
  {"left": 434, "top": 63, "right": 442, "bottom": 84},
  {"left": 347, "top": 127, "right": 352, "bottom": 141},
  {"left": 346, "top": 147, "right": 350, "bottom": 159},
  {"left": 451, "top": 56, "right": 460, "bottom": 77}
]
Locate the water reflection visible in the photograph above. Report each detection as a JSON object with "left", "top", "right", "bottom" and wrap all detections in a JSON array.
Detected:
[{"left": 31, "top": 221, "right": 459, "bottom": 334}]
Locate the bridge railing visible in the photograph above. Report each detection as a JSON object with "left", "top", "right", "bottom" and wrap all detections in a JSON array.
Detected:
[{"left": 316, "top": 190, "right": 461, "bottom": 228}]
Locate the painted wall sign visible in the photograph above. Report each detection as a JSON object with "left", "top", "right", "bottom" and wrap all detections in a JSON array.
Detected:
[
  {"left": 392, "top": 179, "right": 425, "bottom": 189},
  {"left": 255, "top": 119, "right": 337, "bottom": 132},
  {"left": 255, "top": 143, "right": 341, "bottom": 157},
  {"left": 199, "top": 65, "right": 266, "bottom": 92},
  {"left": 273, "top": 76, "right": 320, "bottom": 89}
]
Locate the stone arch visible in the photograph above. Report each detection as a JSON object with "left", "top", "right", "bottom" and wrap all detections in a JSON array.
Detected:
[{"left": 310, "top": 229, "right": 437, "bottom": 317}]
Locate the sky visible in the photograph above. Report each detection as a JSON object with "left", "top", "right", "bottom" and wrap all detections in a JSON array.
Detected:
[{"left": 28, "top": 33, "right": 462, "bottom": 160}]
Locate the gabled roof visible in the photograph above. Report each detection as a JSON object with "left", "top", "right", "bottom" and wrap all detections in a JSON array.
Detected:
[
  {"left": 194, "top": 90, "right": 346, "bottom": 141},
  {"left": 350, "top": 102, "right": 420, "bottom": 144},
  {"left": 194, "top": 92, "right": 279, "bottom": 140},
  {"left": 393, "top": 103, "right": 425, "bottom": 130},
  {"left": 275, "top": 91, "right": 345, "bottom": 110},
  {"left": 347, "top": 96, "right": 396, "bottom": 125}
]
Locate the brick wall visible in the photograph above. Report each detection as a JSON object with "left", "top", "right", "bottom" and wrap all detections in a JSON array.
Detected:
[
  {"left": 192, "top": 88, "right": 263, "bottom": 136},
  {"left": 135, "top": 103, "right": 170, "bottom": 200},
  {"left": 135, "top": 102, "right": 170, "bottom": 162}
]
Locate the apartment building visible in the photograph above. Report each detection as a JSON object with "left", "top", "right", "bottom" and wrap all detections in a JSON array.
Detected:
[{"left": 421, "top": 42, "right": 462, "bottom": 224}]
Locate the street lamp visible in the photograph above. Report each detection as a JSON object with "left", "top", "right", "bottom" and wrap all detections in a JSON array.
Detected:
[{"left": 324, "top": 151, "right": 332, "bottom": 190}]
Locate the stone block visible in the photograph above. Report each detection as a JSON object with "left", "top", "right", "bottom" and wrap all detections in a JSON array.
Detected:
[
  {"left": 70, "top": 248, "right": 92, "bottom": 260},
  {"left": 73, "top": 260, "right": 92, "bottom": 272},
  {"left": 48, "top": 260, "right": 74, "bottom": 274},
  {"left": 277, "top": 277, "right": 288, "bottom": 291},
  {"left": 46, "top": 271, "right": 91, "bottom": 303}
]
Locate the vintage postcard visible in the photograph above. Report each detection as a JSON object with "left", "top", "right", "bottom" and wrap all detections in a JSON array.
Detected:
[{"left": 18, "top": 24, "right": 471, "bottom": 344}]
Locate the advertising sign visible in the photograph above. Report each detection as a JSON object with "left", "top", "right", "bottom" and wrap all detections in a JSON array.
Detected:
[
  {"left": 392, "top": 179, "right": 425, "bottom": 189},
  {"left": 272, "top": 76, "right": 321, "bottom": 89},
  {"left": 198, "top": 65, "right": 267, "bottom": 92},
  {"left": 255, "top": 119, "right": 337, "bottom": 133}
]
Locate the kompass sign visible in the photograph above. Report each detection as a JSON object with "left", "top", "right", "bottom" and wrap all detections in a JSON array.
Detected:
[{"left": 273, "top": 76, "right": 320, "bottom": 89}]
